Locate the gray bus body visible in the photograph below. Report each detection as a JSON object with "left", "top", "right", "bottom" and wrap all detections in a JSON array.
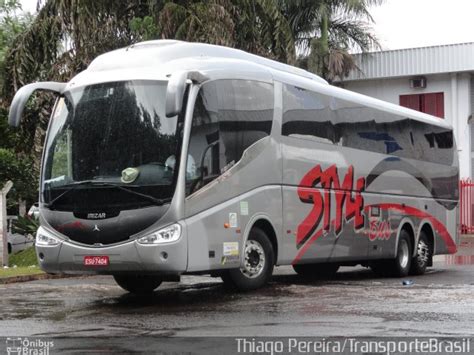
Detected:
[{"left": 9, "top": 41, "right": 459, "bottom": 290}]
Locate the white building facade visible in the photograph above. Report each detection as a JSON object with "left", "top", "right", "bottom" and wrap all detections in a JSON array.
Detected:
[{"left": 340, "top": 42, "right": 474, "bottom": 179}]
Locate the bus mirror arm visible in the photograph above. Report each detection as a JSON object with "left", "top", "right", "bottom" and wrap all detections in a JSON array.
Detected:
[
  {"left": 165, "top": 70, "right": 209, "bottom": 118},
  {"left": 8, "top": 81, "right": 66, "bottom": 127}
]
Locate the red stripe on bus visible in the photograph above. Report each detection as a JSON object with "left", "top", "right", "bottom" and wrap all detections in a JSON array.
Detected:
[{"left": 292, "top": 203, "right": 456, "bottom": 265}]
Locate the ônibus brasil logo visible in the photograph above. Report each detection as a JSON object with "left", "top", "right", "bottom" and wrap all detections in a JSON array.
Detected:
[{"left": 6, "top": 337, "right": 54, "bottom": 355}]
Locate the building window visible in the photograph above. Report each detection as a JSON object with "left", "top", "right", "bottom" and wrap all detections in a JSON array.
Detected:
[{"left": 399, "top": 92, "right": 444, "bottom": 118}]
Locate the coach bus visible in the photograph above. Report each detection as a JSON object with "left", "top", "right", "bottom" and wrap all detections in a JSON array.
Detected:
[{"left": 8, "top": 40, "right": 459, "bottom": 293}]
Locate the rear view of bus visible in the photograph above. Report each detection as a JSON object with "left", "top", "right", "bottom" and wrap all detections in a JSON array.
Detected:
[{"left": 8, "top": 40, "right": 459, "bottom": 294}]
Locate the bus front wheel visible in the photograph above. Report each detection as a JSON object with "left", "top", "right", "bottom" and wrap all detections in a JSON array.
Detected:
[
  {"left": 221, "top": 227, "right": 274, "bottom": 291},
  {"left": 113, "top": 274, "right": 162, "bottom": 294}
]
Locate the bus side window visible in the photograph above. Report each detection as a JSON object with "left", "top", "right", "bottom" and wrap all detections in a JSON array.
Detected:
[
  {"left": 281, "top": 84, "right": 337, "bottom": 144},
  {"left": 186, "top": 80, "right": 274, "bottom": 196}
]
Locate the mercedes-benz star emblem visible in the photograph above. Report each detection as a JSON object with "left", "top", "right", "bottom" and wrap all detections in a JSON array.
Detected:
[{"left": 93, "top": 224, "right": 100, "bottom": 232}]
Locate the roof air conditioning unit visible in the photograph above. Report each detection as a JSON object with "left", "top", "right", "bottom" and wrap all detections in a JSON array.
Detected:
[{"left": 410, "top": 77, "right": 426, "bottom": 88}]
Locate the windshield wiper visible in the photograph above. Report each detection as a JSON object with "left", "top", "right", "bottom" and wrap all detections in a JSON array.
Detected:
[{"left": 45, "top": 180, "right": 171, "bottom": 209}]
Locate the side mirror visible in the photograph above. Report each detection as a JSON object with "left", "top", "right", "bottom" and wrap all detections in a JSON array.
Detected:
[
  {"left": 165, "top": 70, "right": 209, "bottom": 118},
  {"left": 165, "top": 71, "right": 188, "bottom": 118},
  {"left": 8, "top": 81, "right": 66, "bottom": 127}
]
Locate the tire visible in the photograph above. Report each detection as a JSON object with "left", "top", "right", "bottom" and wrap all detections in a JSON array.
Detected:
[
  {"left": 373, "top": 229, "right": 413, "bottom": 277},
  {"left": 410, "top": 231, "right": 432, "bottom": 275},
  {"left": 113, "top": 274, "right": 162, "bottom": 294},
  {"left": 370, "top": 230, "right": 413, "bottom": 277},
  {"left": 221, "top": 227, "right": 274, "bottom": 291},
  {"left": 293, "top": 263, "right": 340, "bottom": 278}
]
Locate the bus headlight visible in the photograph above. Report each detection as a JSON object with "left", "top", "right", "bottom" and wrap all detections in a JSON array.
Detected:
[
  {"left": 36, "top": 227, "right": 61, "bottom": 246},
  {"left": 137, "top": 224, "right": 181, "bottom": 244}
]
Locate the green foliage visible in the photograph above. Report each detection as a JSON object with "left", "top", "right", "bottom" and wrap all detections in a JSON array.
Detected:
[
  {"left": 0, "top": 107, "right": 16, "bottom": 149},
  {"left": 0, "top": 1, "right": 38, "bottom": 212},
  {"left": 8, "top": 246, "right": 38, "bottom": 267},
  {"left": 12, "top": 215, "right": 39, "bottom": 236},
  {"left": 0, "top": 266, "right": 43, "bottom": 277},
  {"left": 282, "top": 0, "right": 383, "bottom": 81},
  {"left": 130, "top": 16, "right": 159, "bottom": 41},
  {"left": 0, "top": 148, "right": 38, "bottom": 204},
  {"left": 0, "top": 0, "right": 33, "bottom": 91}
]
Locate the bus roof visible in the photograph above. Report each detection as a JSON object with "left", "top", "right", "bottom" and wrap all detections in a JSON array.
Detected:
[{"left": 86, "top": 40, "right": 327, "bottom": 85}]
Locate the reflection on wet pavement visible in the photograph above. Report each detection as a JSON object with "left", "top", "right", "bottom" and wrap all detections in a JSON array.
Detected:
[
  {"left": 444, "top": 255, "right": 474, "bottom": 265},
  {"left": 440, "top": 235, "right": 474, "bottom": 265}
]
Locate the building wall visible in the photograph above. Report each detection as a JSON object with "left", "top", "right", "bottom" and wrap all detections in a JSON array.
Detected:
[{"left": 342, "top": 73, "right": 472, "bottom": 179}]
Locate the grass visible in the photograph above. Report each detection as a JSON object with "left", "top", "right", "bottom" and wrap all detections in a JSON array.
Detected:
[
  {"left": 0, "top": 246, "right": 44, "bottom": 279},
  {"left": 0, "top": 266, "right": 43, "bottom": 278},
  {"left": 9, "top": 246, "right": 39, "bottom": 267}
]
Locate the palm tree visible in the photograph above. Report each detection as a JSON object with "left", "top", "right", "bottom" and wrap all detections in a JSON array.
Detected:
[
  {"left": 281, "top": 0, "right": 384, "bottom": 82},
  {"left": 132, "top": 0, "right": 295, "bottom": 63}
]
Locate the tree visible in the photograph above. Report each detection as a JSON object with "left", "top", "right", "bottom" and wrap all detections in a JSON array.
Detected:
[
  {"left": 0, "top": 148, "right": 37, "bottom": 212},
  {"left": 0, "top": 0, "right": 33, "bottom": 91},
  {"left": 0, "top": 0, "right": 37, "bottom": 214},
  {"left": 282, "top": 0, "right": 383, "bottom": 82}
]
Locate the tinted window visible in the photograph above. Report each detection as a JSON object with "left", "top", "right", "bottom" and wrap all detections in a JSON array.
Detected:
[
  {"left": 186, "top": 80, "right": 273, "bottom": 196},
  {"left": 282, "top": 85, "right": 337, "bottom": 144},
  {"left": 282, "top": 84, "right": 453, "bottom": 165}
]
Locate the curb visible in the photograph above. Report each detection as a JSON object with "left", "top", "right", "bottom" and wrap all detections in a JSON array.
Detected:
[{"left": 0, "top": 273, "right": 85, "bottom": 285}]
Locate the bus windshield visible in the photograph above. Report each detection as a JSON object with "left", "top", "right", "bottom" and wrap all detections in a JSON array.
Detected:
[{"left": 42, "top": 80, "right": 181, "bottom": 211}]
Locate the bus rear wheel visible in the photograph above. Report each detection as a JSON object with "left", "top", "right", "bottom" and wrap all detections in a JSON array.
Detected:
[
  {"left": 221, "top": 227, "right": 274, "bottom": 291},
  {"left": 410, "top": 230, "right": 432, "bottom": 275},
  {"left": 113, "top": 274, "right": 162, "bottom": 294},
  {"left": 293, "top": 263, "right": 339, "bottom": 278},
  {"left": 371, "top": 230, "right": 412, "bottom": 277}
]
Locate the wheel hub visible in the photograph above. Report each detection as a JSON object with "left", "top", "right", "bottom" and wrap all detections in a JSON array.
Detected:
[
  {"left": 399, "top": 239, "right": 410, "bottom": 269},
  {"left": 241, "top": 240, "right": 265, "bottom": 279}
]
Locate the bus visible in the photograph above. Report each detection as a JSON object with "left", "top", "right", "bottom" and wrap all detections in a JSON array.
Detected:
[{"left": 8, "top": 40, "right": 459, "bottom": 293}]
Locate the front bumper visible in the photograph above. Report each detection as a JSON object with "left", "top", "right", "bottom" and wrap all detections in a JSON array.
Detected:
[{"left": 35, "top": 229, "right": 188, "bottom": 275}]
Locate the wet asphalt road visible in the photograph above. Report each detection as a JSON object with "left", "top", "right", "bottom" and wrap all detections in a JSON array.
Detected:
[{"left": 0, "top": 238, "right": 473, "bottom": 353}]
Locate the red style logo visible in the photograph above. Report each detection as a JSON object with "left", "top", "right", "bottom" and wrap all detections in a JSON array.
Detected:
[{"left": 296, "top": 165, "right": 365, "bottom": 249}]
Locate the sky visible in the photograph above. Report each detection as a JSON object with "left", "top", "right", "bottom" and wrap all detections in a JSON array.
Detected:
[
  {"left": 369, "top": 0, "right": 474, "bottom": 50},
  {"left": 19, "top": 0, "right": 474, "bottom": 51}
]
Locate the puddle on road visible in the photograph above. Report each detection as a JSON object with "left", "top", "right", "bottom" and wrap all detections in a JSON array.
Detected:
[{"left": 444, "top": 255, "right": 474, "bottom": 265}]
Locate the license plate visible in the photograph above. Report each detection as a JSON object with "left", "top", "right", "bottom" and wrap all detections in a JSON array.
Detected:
[{"left": 84, "top": 256, "right": 109, "bottom": 266}]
